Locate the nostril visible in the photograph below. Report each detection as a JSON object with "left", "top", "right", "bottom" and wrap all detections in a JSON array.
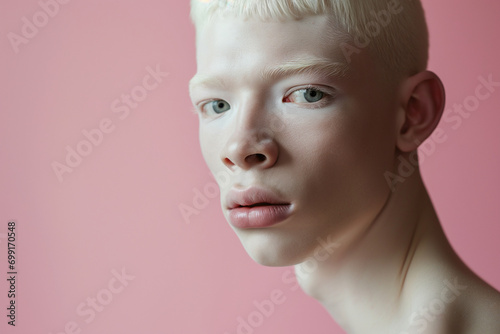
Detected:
[
  {"left": 223, "top": 157, "right": 234, "bottom": 167},
  {"left": 245, "top": 153, "right": 266, "bottom": 164}
]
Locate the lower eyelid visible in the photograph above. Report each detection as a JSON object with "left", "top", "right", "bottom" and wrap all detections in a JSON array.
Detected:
[
  {"left": 199, "top": 99, "right": 231, "bottom": 116},
  {"left": 306, "top": 98, "right": 332, "bottom": 109}
]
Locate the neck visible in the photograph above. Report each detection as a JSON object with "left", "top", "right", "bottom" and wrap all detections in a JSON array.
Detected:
[{"left": 294, "top": 170, "right": 461, "bottom": 334}]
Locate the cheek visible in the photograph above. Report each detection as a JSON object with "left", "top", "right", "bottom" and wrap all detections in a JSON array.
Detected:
[
  {"left": 286, "top": 109, "right": 389, "bottom": 170},
  {"left": 199, "top": 124, "right": 236, "bottom": 195},
  {"left": 199, "top": 127, "right": 221, "bottom": 172},
  {"left": 334, "top": 94, "right": 398, "bottom": 171},
  {"left": 286, "top": 108, "right": 395, "bottom": 217}
]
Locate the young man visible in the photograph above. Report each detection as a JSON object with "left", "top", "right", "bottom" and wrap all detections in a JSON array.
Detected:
[{"left": 188, "top": 0, "right": 500, "bottom": 333}]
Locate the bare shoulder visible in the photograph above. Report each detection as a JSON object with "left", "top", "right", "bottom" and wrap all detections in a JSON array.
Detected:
[
  {"left": 469, "top": 281, "right": 500, "bottom": 333},
  {"left": 453, "top": 274, "right": 500, "bottom": 334}
]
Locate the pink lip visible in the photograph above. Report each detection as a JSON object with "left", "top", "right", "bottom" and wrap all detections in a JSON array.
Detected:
[{"left": 226, "top": 187, "right": 293, "bottom": 228}]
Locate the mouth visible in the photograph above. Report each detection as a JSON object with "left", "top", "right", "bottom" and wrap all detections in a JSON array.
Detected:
[
  {"left": 235, "top": 202, "right": 286, "bottom": 208},
  {"left": 226, "top": 187, "right": 291, "bottom": 210},
  {"left": 225, "top": 187, "right": 293, "bottom": 228},
  {"left": 227, "top": 203, "right": 293, "bottom": 229}
]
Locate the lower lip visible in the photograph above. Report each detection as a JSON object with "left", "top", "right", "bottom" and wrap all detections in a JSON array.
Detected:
[{"left": 228, "top": 204, "right": 292, "bottom": 228}]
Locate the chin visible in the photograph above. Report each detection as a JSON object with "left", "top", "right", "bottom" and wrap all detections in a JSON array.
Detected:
[
  {"left": 236, "top": 230, "right": 309, "bottom": 267},
  {"left": 246, "top": 251, "right": 294, "bottom": 267}
]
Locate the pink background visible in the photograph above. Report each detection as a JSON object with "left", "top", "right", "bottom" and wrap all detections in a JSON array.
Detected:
[{"left": 0, "top": 1, "right": 499, "bottom": 333}]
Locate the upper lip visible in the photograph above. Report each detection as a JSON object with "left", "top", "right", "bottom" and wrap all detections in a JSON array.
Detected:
[{"left": 226, "top": 186, "right": 290, "bottom": 210}]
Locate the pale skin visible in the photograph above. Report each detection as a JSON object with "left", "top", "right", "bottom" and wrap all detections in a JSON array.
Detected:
[{"left": 189, "top": 13, "right": 500, "bottom": 334}]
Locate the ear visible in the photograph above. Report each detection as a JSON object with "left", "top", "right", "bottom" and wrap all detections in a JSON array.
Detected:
[{"left": 396, "top": 71, "right": 446, "bottom": 152}]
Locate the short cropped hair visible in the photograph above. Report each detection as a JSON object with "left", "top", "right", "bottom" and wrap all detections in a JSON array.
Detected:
[{"left": 190, "top": 0, "right": 429, "bottom": 82}]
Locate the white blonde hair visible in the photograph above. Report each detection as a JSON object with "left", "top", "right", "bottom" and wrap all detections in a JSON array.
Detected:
[{"left": 190, "top": 0, "right": 429, "bottom": 81}]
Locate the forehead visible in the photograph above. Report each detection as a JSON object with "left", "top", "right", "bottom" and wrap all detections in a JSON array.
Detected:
[{"left": 194, "top": 14, "right": 348, "bottom": 76}]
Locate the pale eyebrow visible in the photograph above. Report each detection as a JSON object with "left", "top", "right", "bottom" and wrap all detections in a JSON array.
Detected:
[
  {"left": 259, "top": 58, "right": 350, "bottom": 82},
  {"left": 189, "top": 74, "right": 225, "bottom": 92},
  {"left": 189, "top": 57, "right": 350, "bottom": 91}
]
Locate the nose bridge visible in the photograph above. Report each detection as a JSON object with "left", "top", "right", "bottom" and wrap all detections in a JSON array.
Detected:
[
  {"left": 221, "top": 95, "right": 279, "bottom": 170},
  {"left": 236, "top": 93, "right": 268, "bottom": 132}
]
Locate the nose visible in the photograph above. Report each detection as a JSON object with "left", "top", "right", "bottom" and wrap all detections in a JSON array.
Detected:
[{"left": 220, "top": 107, "right": 280, "bottom": 171}]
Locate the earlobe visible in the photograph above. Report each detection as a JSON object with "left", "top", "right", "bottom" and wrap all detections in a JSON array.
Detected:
[{"left": 396, "top": 71, "right": 446, "bottom": 152}]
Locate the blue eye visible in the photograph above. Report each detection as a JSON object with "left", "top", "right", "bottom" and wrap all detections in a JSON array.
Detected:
[
  {"left": 303, "top": 89, "right": 324, "bottom": 102},
  {"left": 284, "top": 88, "right": 327, "bottom": 104},
  {"left": 205, "top": 100, "right": 230, "bottom": 114}
]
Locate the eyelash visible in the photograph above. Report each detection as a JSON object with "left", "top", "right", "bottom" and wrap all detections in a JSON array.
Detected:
[
  {"left": 198, "top": 99, "right": 229, "bottom": 115},
  {"left": 283, "top": 85, "right": 335, "bottom": 109},
  {"left": 197, "top": 85, "right": 335, "bottom": 115}
]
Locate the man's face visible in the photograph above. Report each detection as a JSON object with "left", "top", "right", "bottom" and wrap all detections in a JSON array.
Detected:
[{"left": 190, "top": 14, "right": 400, "bottom": 266}]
